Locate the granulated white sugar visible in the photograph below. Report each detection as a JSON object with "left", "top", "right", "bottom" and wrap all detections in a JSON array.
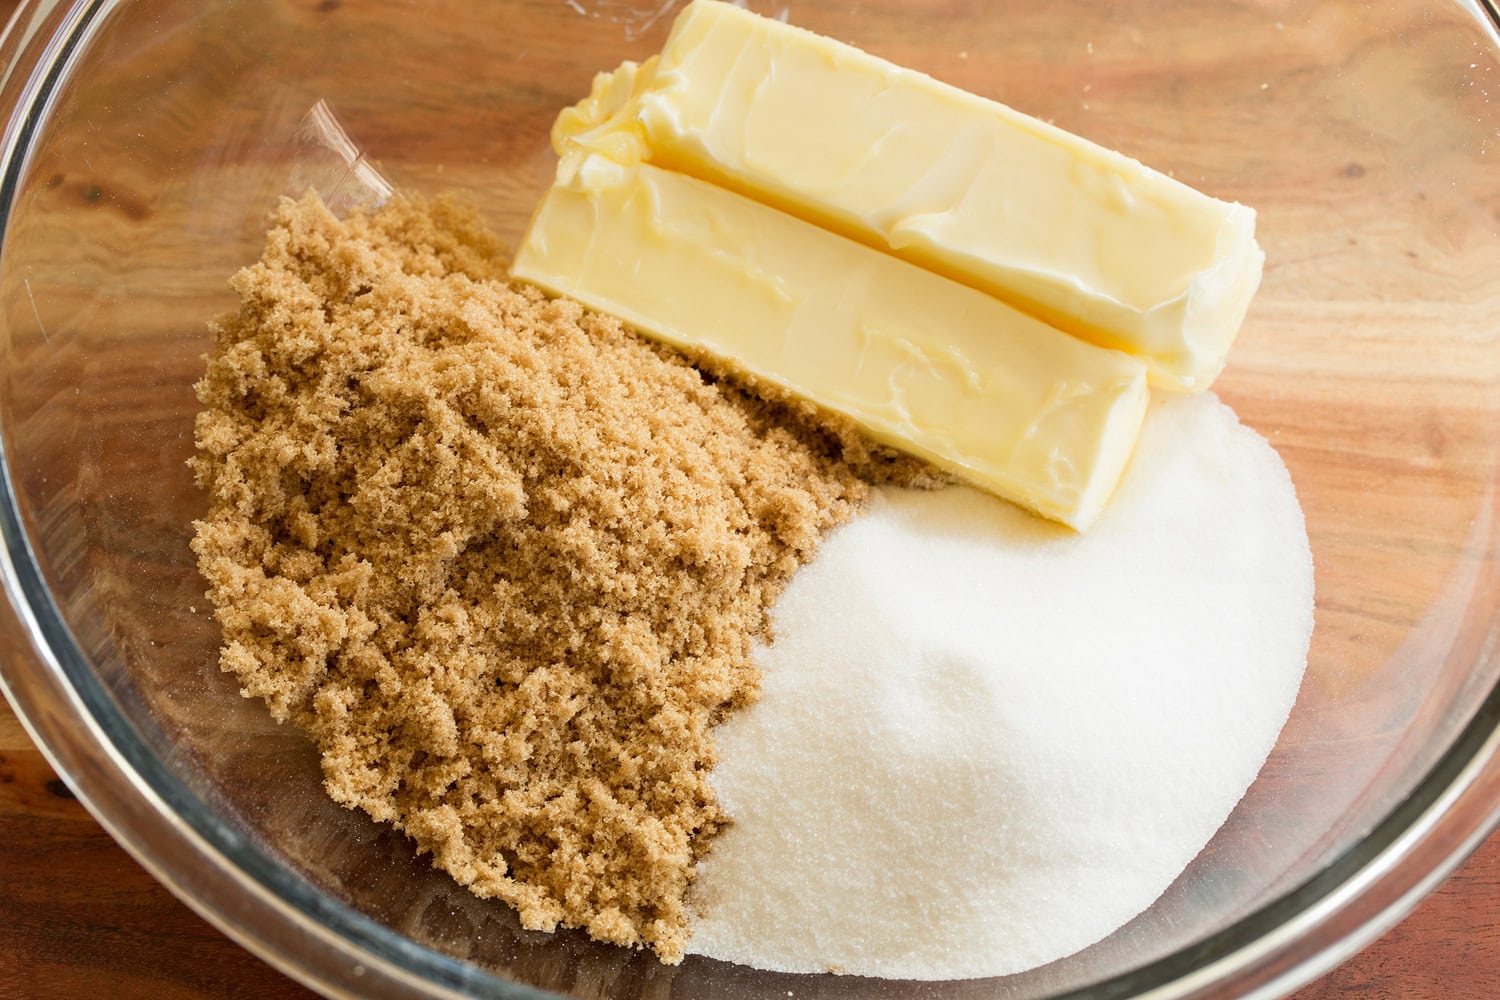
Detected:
[{"left": 686, "top": 392, "right": 1315, "bottom": 979}]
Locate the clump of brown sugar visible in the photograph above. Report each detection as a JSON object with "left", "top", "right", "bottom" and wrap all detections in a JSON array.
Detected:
[{"left": 190, "top": 191, "right": 937, "bottom": 962}]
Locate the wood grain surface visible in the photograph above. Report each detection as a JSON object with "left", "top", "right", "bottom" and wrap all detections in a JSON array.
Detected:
[
  {"left": 3, "top": 674, "right": 1500, "bottom": 996},
  {"left": 2, "top": 0, "right": 1499, "bottom": 997}
]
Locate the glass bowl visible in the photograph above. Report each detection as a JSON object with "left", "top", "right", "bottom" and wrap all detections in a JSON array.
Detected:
[{"left": 2, "top": 0, "right": 1498, "bottom": 997}]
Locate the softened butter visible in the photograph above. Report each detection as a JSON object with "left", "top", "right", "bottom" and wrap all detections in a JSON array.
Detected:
[
  {"left": 513, "top": 155, "right": 1149, "bottom": 530},
  {"left": 555, "top": 0, "right": 1264, "bottom": 391}
]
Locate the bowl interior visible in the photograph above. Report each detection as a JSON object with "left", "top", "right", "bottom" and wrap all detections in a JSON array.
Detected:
[{"left": 2, "top": 0, "right": 1499, "bottom": 997}]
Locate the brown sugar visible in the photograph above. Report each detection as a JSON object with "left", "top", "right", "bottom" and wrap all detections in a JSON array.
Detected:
[{"left": 190, "top": 191, "right": 939, "bottom": 961}]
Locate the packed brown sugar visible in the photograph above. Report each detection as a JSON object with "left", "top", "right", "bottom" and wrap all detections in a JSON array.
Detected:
[{"left": 190, "top": 191, "right": 937, "bottom": 961}]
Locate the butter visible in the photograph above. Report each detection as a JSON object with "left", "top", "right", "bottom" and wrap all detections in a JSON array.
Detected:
[
  {"left": 513, "top": 156, "right": 1149, "bottom": 530},
  {"left": 554, "top": 0, "right": 1264, "bottom": 392}
]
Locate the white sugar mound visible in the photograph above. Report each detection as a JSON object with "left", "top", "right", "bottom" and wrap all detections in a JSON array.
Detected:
[{"left": 686, "top": 393, "right": 1315, "bottom": 979}]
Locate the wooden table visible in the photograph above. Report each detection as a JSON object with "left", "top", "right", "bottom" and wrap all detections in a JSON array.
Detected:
[
  {"left": 3, "top": 693, "right": 1499, "bottom": 997},
  {"left": 1, "top": 0, "right": 1498, "bottom": 996}
]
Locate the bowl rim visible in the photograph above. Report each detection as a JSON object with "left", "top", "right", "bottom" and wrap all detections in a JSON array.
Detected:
[{"left": 2, "top": 0, "right": 1500, "bottom": 997}]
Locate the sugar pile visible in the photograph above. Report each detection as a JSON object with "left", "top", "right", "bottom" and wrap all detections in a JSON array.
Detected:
[{"left": 686, "top": 392, "right": 1315, "bottom": 979}]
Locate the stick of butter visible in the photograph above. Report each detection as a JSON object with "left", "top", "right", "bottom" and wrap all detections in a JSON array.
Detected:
[
  {"left": 513, "top": 155, "right": 1149, "bottom": 531},
  {"left": 554, "top": 0, "right": 1264, "bottom": 392}
]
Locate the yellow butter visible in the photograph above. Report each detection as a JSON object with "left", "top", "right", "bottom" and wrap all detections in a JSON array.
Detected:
[
  {"left": 513, "top": 156, "right": 1149, "bottom": 530},
  {"left": 556, "top": 0, "right": 1264, "bottom": 392}
]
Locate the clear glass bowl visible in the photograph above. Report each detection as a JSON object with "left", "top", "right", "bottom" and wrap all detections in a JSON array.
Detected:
[{"left": 2, "top": 1, "right": 1498, "bottom": 997}]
